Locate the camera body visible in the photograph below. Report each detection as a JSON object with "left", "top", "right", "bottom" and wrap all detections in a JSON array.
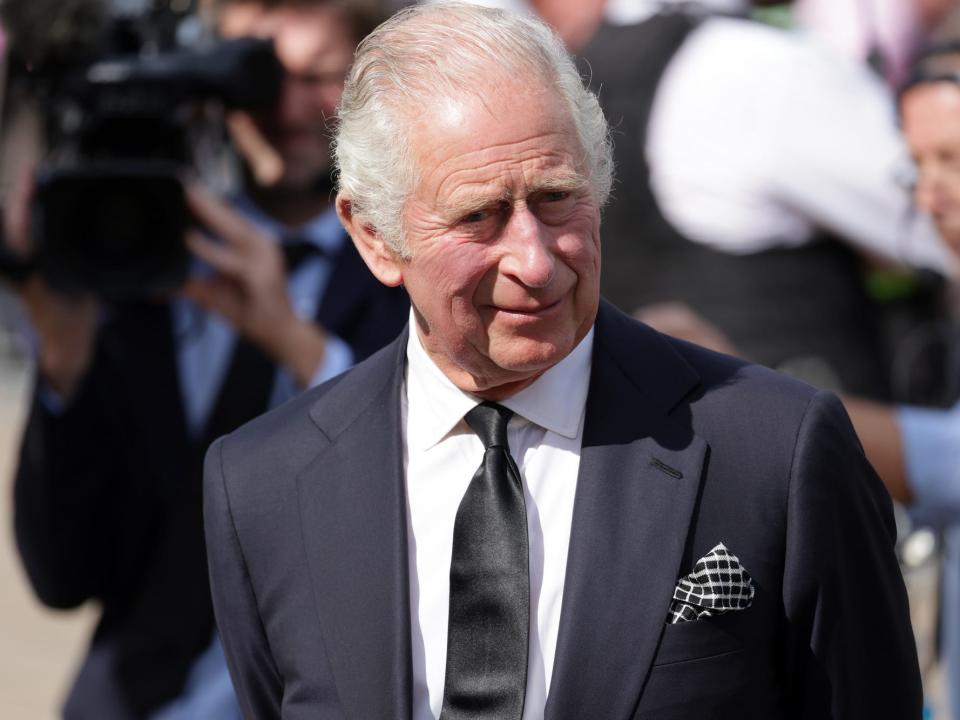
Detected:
[
  {"left": 34, "top": 161, "right": 189, "bottom": 297},
  {"left": 4, "top": 1, "right": 282, "bottom": 298}
]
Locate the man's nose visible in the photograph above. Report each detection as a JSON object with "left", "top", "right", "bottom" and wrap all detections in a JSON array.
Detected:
[
  {"left": 500, "top": 206, "right": 556, "bottom": 289},
  {"left": 915, "top": 172, "right": 945, "bottom": 215}
]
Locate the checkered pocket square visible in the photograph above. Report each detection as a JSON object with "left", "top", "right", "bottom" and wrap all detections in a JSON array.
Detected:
[{"left": 666, "top": 543, "right": 754, "bottom": 624}]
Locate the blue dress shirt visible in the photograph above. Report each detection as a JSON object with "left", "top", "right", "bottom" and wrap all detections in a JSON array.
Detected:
[
  {"left": 173, "top": 197, "right": 354, "bottom": 438},
  {"left": 151, "top": 199, "right": 355, "bottom": 719},
  {"left": 898, "top": 403, "right": 960, "bottom": 720}
]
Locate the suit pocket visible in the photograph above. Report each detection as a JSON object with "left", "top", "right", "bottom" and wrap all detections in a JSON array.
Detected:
[
  {"left": 633, "top": 612, "right": 753, "bottom": 719},
  {"left": 653, "top": 609, "right": 745, "bottom": 666}
]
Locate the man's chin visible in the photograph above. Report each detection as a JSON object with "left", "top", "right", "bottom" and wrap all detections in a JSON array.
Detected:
[
  {"left": 253, "top": 166, "right": 335, "bottom": 196},
  {"left": 938, "top": 222, "right": 960, "bottom": 256},
  {"left": 487, "top": 338, "right": 575, "bottom": 376}
]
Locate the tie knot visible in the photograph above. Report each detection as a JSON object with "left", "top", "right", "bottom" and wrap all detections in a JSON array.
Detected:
[{"left": 464, "top": 402, "right": 513, "bottom": 449}]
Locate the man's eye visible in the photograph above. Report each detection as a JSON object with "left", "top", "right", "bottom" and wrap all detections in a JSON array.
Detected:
[
  {"left": 463, "top": 210, "right": 488, "bottom": 224},
  {"left": 534, "top": 190, "right": 577, "bottom": 225}
]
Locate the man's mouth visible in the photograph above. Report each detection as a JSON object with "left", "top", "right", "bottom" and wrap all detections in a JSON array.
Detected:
[{"left": 491, "top": 298, "right": 564, "bottom": 318}]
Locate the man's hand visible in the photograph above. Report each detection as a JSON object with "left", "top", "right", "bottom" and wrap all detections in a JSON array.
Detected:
[
  {"left": 182, "top": 186, "right": 327, "bottom": 387},
  {"left": 5, "top": 165, "right": 98, "bottom": 401},
  {"left": 227, "top": 111, "right": 284, "bottom": 187}
]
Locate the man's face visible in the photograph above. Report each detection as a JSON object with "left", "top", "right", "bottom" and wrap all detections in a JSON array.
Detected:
[
  {"left": 914, "top": 0, "right": 955, "bottom": 30},
  {"left": 218, "top": 2, "right": 355, "bottom": 189},
  {"left": 901, "top": 81, "right": 960, "bottom": 253},
  {"left": 387, "top": 82, "right": 601, "bottom": 399}
]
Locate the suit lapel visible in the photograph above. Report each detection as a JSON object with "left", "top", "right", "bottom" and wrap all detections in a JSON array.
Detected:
[
  {"left": 545, "top": 304, "right": 706, "bottom": 720},
  {"left": 297, "top": 332, "right": 413, "bottom": 720}
]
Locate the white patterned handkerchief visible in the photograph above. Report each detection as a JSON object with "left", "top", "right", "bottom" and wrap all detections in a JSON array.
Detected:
[{"left": 667, "top": 543, "right": 754, "bottom": 624}]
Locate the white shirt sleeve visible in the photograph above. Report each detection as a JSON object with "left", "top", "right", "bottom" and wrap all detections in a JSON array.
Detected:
[{"left": 646, "top": 18, "right": 958, "bottom": 275}]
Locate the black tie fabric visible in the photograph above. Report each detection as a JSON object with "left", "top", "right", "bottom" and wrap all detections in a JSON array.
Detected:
[
  {"left": 441, "top": 402, "right": 530, "bottom": 720},
  {"left": 281, "top": 235, "right": 324, "bottom": 273}
]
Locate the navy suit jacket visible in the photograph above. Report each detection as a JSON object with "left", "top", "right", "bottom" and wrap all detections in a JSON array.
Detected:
[{"left": 205, "top": 300, "right": 921, "bottom": 719}]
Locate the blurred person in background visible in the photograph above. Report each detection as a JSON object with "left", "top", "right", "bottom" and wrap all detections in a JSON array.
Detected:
[
  {"left": 3, "top": 0, "right": 408, "bottom": 717},
  {"left": 794, "top": 0, "right": 951, "bottom": 88},
  {"left": 460, "top": 0, "right": 959, "bottom": 398},
  {"left": 845, "top": 43, "right": 960, "bottom": 720}
]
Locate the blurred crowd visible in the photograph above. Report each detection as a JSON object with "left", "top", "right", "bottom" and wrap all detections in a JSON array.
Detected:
[{"left": 3, "top": 0, "right": 960, "bottom": 717}]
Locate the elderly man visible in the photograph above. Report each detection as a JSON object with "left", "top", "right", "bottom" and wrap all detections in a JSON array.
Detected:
[{"left": 204, "top": 3, "right": 921, "bottom": 718}]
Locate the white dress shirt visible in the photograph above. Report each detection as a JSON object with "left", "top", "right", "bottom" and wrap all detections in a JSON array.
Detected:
[
  {"left": 403, "top": 314, "right": 594, "bottom": 720},
  {"left": 622, "top": 0, "right": 953, "bottom": 272},
  {"left": 646, "top": 13, "right": 954, "bottom": 273}
]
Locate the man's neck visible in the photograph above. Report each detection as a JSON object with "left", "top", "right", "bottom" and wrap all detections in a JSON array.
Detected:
[{"left": 244, "top": 183, "right": 333, "bottom": 227}]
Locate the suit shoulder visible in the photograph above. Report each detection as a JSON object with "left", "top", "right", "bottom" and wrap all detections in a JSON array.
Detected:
[
  {"left": 671, "top": 335, "right": 818, "bottom": 407},
  {"left": 230, "top": 333, "right": 402, "bottom": 442},
  {"left": 673, "top": 336, "right": 830, "bottom": 451},
  {"left": 212, "top": 333, "right": 404, "bottom": 502},
  {"left": 662, "top": 334, "right": 863, "bottom": 504},
  {"left": 598, "top": 300, "right": 818, "bottom": 419}
]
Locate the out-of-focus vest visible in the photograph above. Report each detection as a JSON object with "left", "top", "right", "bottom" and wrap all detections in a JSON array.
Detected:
[{"left": 579, "top": 10, "right": 890, "bottom": 398}]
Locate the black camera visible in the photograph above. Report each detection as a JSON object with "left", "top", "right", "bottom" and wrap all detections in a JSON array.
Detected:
[{"left": 2, "top": 0, "right": 283, "bottom": 298}]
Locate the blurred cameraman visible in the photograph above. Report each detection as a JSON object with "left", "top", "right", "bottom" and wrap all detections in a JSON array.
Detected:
[{"left": 4, "top": 1, "right": 408, "bottom": 718}]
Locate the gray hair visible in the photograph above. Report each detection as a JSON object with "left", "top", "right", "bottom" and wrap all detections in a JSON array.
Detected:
[{"left": 334, "top": 1, "right": 613, "bottom": 253}]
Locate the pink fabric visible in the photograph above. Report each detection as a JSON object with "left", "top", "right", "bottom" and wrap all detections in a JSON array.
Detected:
[{"left": 795, "top": 0, "right": 924, "bottom": 87}]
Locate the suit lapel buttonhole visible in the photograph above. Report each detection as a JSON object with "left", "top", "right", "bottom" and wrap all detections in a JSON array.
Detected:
[{"left": 650, "top": 457, "right": 683, "bottom": 480}]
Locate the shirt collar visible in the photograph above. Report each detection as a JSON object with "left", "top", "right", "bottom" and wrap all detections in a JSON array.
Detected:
[
  {"left": 231, "top": 194, "right": 346, "bottom": 255},
  {"left": 405, "top": 307, "right": 594, "bottom": 451}
]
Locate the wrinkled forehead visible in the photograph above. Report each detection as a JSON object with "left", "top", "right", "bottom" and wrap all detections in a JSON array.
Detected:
[{"left": 901, "top": 81, "right": 960, "bottom": 129}]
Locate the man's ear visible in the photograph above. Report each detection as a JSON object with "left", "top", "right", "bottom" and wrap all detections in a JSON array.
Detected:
[{"left": 336, "top": 193, "right": 404, "bottom": 287}]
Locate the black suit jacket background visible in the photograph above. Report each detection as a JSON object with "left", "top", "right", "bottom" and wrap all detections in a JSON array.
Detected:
[{"left": 13, "top": 238, "right": 408, "bottom": 719}]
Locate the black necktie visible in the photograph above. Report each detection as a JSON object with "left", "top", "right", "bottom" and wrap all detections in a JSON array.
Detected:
[
  {"left": 440, "top": 402, "right": 530, "bottom": 720},
  {"left": 281, "top": 235, "right": 324, "bottom": 272}
]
